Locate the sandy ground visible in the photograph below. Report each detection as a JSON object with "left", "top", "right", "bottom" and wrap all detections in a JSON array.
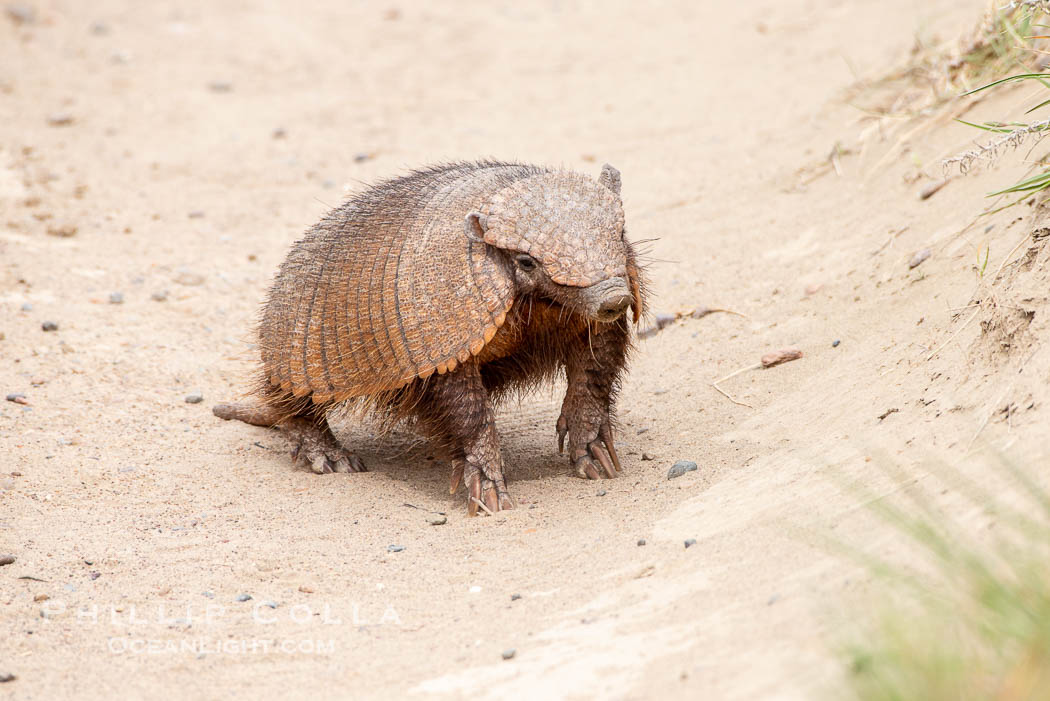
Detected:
[{"left": 3, "top": 0, "right": 1050, "bottom": 698}]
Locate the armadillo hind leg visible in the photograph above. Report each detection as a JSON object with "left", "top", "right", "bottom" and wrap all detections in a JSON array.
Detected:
[
  {"left": 283, "top": 416, "right": 367, "bottom": 474},
  {"left": 420, "top": 361, "right": 514, "bottom": 516}
]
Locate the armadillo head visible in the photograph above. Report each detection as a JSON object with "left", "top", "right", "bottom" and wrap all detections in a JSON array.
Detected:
[{"left": 465, "top": 164, "right": 643, "bottom": 324}]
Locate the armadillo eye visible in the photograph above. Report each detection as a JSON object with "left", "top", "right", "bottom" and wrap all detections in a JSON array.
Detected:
[{"left": 515, "top": 254, "right": 538, "bottom": 272}]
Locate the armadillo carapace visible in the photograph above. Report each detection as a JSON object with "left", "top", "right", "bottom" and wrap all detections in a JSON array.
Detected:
[{"left": 214, "top": 161, "right": 647, "bottom": 515}]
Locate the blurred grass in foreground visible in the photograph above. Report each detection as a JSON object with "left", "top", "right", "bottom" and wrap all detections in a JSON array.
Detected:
[{"left": 837, "top": 457, "right": 1050, "bottom": 701}]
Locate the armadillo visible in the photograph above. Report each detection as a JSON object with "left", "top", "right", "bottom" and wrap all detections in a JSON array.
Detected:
[{"left": 214, "top": 160, "right": 647, "bottom": 515}]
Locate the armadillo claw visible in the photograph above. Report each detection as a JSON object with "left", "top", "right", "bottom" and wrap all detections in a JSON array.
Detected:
[
  {"left": 462, "top": 462, "right": 514, "bottom": 516},
  {"left": 556, "top": 415, "right": 568, "bottom": 454},
  {"left": 293, "top": 441, "right": 367, "bottom": 474},
  {"left": 572, "top": 440, "right": 620, "bottom": 480}
]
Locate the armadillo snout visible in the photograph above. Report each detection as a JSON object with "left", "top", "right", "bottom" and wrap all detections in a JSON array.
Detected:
[{"left": 580, "top": 276, "right": 632, "bottom": 323}]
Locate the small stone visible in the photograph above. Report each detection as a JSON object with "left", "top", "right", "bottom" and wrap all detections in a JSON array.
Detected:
[
  {"left": 667, "top": 460, "right": 697, "bottom": 480},
  {"left": 298, "top": 584, "right": 314, "bottom": 593},
  {"left": 272, "top": 127, "right": 287, "bottom": 139},
  {"left": 832, "top": 339, "right": 840, "bottom": 348},
  {"left": 636, "top": 427, "right": 649, "bottom": 435},
  {"left": 20, "top": 303, "right": 32, "bottom": 311},
  {"left": 174, "top": 269, "right": 205, "bottom": 286},
  {"left": 202, "top": 591, "right": 215, "bottom": 598},
  {"left": 46, "top": 113, "right": 74, "bottom": 127},
  {"left": 185, "top": 392, "right": 203, "bottom": 404},
  {"left": 30, "top": 378, "right": 45, "bottom": 386},
  {"left": 510, "top": 593, "right": 521, "bottom": 601},
  {"left": 0, "top": 554, "right": 15, "bottom": 566},
  {"left": 637, "top": 539, "right": 646, "bottom": 546},
  {"left": 908, "top": 248, "right": 931, "bottom": 269},
  {"left": 353, "top": 152, "right": 373, "bottom": 163},
  {"left": 108, "top": 291, "right": 124, "bottom": 304},
  {"left": 235, "top": 593, "right": 252, "bottom": 602},
  {"left": 387, "top": 545, "right": 405, "bottom": 553},
  {"left": 919, "top": 179, "right": 949, "bottom": 200},
  {"left": 89, "top": 571, "right": 100, "bottom": 580},
  {"left": 83, "top": 559, "right": 93, "bottom": 565},
  {"left": 596, "top": 489, "right": 607, "bottom": 497},
  {"left": 188, "top": 210, "right": 204, "bottom": 219},
  {"left": 0, "top": 673, "right": 16, "bottom": 683},
  {"left": 208, "top": 81, "right": 233, "bottom": 93},
  {"left": 684, "top": 539, "right": 696, "bottom": 548},
  {"left": 501, "top": 648, "right": 516, "bottom": 660},
  {"left": 41, "top": 321, "right": 58, "bottom": 331},
  {"left": 34, "top": 593, "right": 49, "bottom": 602},
  {"left": 5, "top": 394, "right": 28, "bottom": 405},
  {"left": 428, "top": 516, "right": 447, "bottom": 526},
  {"left": 90, "top": 21, "right": 109, "bottom": 35},
  {"left": 641, "top": 453, "right": 655, "bottom": 461},
  {"left": 5, "top": 3, "right": 35, "bottom": 24},
  {"left": 150, "top": 290, "right": 169, "bottom": 302},
  {"left": 261, "top": 600, "right": 277, "bottom": 609},
  {"left": 46, "top": 224, "right": 77, "bottom": 237}
]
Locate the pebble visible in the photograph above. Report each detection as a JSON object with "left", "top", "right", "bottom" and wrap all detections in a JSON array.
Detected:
[
  {"left": 89, "top": 571, "right": 100, "bottom": 580},
  {"left": 272, "top": 127, "right": 287, "bottom": 139},
  {"left": 46, "top": 223, "right": 77, "bottom": 237},
  {"left": 908, "top": 248, "right": 931, "bottom": 269},
  {"left": 20, "top": 302, "right": 32, "bottom": 311},
  {"left": 235, "top": 593, "right": 252, "bottom": 602},
  {"left": 34, "top": 593, "right": 48, "bottom": 602},
  {"left": 90, "top": 21, "right": 109, "bottom": 35},
  {"left": 261, "top": 600, "right": 278, "bottom": 609},
  {"left": 387, "top": 545, "right": 405, "bottom": 553},
  {"left": 510, "top": 593, "right": 521, "bottom": 601},
  {"left": 188, "top": 210, "right": 205, "bottom": 219},
  {"left": 184, "top": 392, "right": 203, "bottom": 404},
  {"left": 0, "top": 554, "right": 15, "bottom": 566},
  {"left": 108, "top": 291, "right": 124, "bottom": 304},
  {"left": 667, "top": 460, "right": 697, "bottom": 480},
  {"left": 298, "top": 584, "right": 315, "bottom": 594},
  {"left": 174, "top": 269, "right": 205, "bottom": 286},
  {"left": 501, "top": 648, "right": 516, "bottom": 660},
  {"left": 208, "top": 81, "right": 233, "bottom": 93},
  {"left": 636, "top": 427, "right": 649, "bottom": 435},
  {"left": 5, "top": 394, "right": 28, "bottom": 405},
  {"left": 0, "top": 673, "right": 16, "bottom": 683},
  {"left": 202, "top": 591, "right": 215, "bottom": 598},
  {"left": 919, "top": 179, "right": 949, "bottom": 200},
  {"left": 641, "top": 453, "right": 655, "bottom": 461},
  {"left": 151, "top": 290, "right": 169, "bottom": 302},
  {"left": 684, "top": 539, "right": 697, "bottom": 548},
  {"left": 637, "top": 539, "right": 646, "bottom": 546},
  {"left": 41, "top": 321, "right": 58, "bottom": 331},
  {"left": 5, "top": 3, "right": 35, "bottom": 24},
  {"left": 832, "top": 339, "right": 840, "bottom": 348},
  {"left": 428, "top": 516, "right": 447, "bottom": 526},
  {"left": 353, "top": 152, "right": 373, "bottom": 163}
]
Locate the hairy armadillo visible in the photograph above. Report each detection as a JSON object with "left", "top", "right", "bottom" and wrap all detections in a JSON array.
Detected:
[{"left": 214, "top": 160, "right": 647, "bottom": 515}]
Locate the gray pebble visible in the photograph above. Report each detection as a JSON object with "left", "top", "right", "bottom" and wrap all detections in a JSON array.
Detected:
[
  {"left": 832, "top": 339, "right": 840, "bottom": 348},
  {"left": 387, "top": 545, "right": 405, "bottom": 553},
  {"left": 150, "top": 290, "right": 169, "bottom": 302},
  {"left": 90, "top": 21, "right": 109, "bottom": 35},
  {"left": 908, "top": 248, "right": 931, "bottom": 269},
  {"left": 637, "top": 539, "right": 646, "bottom": 546},
  {"left": 428, "top": 516, "right": 447, "bottom": 526},
  {"left": 5, "top": 393, "right": 27, "bottom": 404},
  {"left": 235, "top": 593, "right": 252, "bottom": 602},
  {"left": 185, "top": 392, "right": 203, "bottom": 404},
  {"left": 89, "top": 571, "right": 101, "bottom": 580},
  {"left": 5, "top": 4, "right": 35, "bottom": 24},
  {"left": 510, "top": 593, "right": 521, "bottom": 601},
  {"left": 108, "top": 291, "right": 124, "bottom": 304},
  {"left": 261, "top": 600, "right": 277, "bottom": 609},
  {"left": 667, "top": 460, "right": 698, "bottom": 480},
  {"left": 41, "top": 321, "right": 58, "bottom": 332},
  {"left": 501, "top": 648, "right": 516, "bottom": 660},
  {"left": 46, "top": 112, "right": 74, "bottom": 127},
  {"left": 208, "top": 81, "right": 233, "bottom": 93},
  {"left": 118, "top": 466, "right": 136, "bottom": 473},
  {"left": 636, "top": 427, "right": 649, "bottom": 435},
  {"left": 83, "top": 559, "right": 94, "bottom": 565},
  {"left": 353, "top": 152, "right": 373, "bottom": 163},
  {"left": 0, "top": 672, "right": 15, "bottom": 683},
  {"left": 20, "top": 302, "right": 32, "bottom": 312},
  {"left": 202, "top": 591, "right": 215, "bottom": 599},
  {"left": 0, "top": 554, "right": 15, "bottom": 566},
  {"left": 684, "top": 539, "right": 696, "bottom": 548},
  {"left": 641, "top": 453, "right": 655, "bottom": 461}
]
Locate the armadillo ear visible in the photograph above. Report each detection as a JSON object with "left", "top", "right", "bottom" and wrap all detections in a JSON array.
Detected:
[
  {"left": 464, "top": 211, "right": 487, "bottom": 243},
  {"left": 598, "top": 164, "right": 621, "bottom": 195}
]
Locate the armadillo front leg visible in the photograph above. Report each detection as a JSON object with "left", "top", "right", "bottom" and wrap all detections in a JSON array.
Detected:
[
  {"left": 421, "top": 361, "right": 514, "bottom": 516},
  {"left": 557, "top": 319, "right": 629, "bottom": 479}
]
